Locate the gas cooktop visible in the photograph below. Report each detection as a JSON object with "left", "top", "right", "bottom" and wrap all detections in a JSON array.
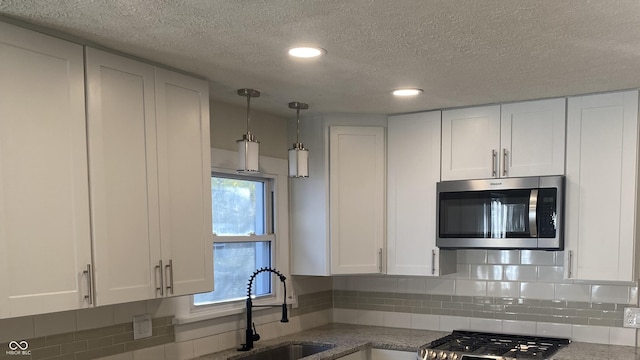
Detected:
[{"left": 418, "top": 330, "right": 571, "bottom": 360}]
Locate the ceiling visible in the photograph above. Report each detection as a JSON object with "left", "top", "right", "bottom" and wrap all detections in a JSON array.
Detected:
[{"left": 2, "top": 0, "right": 640, "bottom": 118}]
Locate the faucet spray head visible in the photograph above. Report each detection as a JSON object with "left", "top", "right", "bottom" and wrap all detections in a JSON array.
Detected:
[{"left": 281, "top": 303, "right": 289, "bottom": 323}]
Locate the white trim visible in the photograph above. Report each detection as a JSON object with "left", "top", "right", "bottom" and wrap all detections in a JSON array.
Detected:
[{"left": 173, "top": 148, "right": 291, "bottom": 325}]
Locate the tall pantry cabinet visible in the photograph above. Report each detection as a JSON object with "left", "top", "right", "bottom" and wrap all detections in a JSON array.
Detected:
[{"left": 0, "top": 22, "right": 93, "bottom": 317}]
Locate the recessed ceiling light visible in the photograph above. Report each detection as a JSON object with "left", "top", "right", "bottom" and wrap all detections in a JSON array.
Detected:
[
  {"left": 288, "top": 47, "right": 326, "bottom": 58},
  {"left": 392, "top": 88, "right": 424, "bottom": 96}
]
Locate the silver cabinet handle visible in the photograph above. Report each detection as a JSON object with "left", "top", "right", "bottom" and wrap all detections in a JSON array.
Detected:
[
  {"left": 155, "top": 260, "right": 164, "bottom": 296},
  {"left": 568, "top": 250, "right": 573, "bottom": 278},
  {"left": 431, "top": 249, "right": 436, "bottom": 275},
  {"left": 165, "top": 259, "right": 174, "bottom": 295},
  {"left": 378, "top": 249, "right": 383, "bottom": 273},
  {"left": 491, "top": 150, "right": 497, "bottom": 177},
  {"left": 502, "top": 148, "right": 508, "bottom": 177},
  {"left": 83, "top": 264, "right": 93, "bottom": 305}
]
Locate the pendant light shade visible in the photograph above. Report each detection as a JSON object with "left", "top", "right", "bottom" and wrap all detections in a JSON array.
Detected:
[
  {"left": 237, "top": 89, "right": 261, "bottom": 173},
  {"left": 288, "top": 101, "right": 309, "bottom": 178}
]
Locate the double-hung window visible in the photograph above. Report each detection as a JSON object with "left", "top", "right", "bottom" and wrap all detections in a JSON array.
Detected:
[{"left": 193, "top": 173, "right": 276, "bottom": 308}]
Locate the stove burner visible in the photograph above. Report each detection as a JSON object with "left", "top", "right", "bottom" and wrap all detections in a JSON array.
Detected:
[{"left": 419, "top": 330, "right": 570, "bottom": 359}]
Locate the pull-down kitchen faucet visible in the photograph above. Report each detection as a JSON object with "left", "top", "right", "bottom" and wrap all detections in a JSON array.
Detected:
[{"left": 238, "top": 267, "right": 288, "bottom": 351}]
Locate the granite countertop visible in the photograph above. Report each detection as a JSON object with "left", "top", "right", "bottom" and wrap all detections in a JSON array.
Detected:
[{"left": 193, "top": 323, "right": 639, "bottom": 360}]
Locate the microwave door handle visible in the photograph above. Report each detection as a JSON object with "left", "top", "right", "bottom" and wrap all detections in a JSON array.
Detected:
[{"left": 529, "top": 189, "right": 538, "bottom": 237}]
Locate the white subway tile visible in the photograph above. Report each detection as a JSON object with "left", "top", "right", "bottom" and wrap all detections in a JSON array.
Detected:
[
  {"left": 76, "top": 305, "right": 114, "bottom": 330},
  {"left": 332, "top": 276, "right": 348, "bottom": 290},
  {"left": 487, "top": 281, "right": 519, "bottom": 298},
  {"left": 536, "top": 322, "right": 572, "bottom": 338},
  {"left": 332, "top": 308, "right": 358, "bottom": 324},
  {"left": 555, "top": 284, "right": 591, "bottom": 302},
  {"left": 554, "top": 251, "right": 565, "bottom": 266},
  {"left": 591, "top": 285, "right": 630, "bottom": 304},
  {"left": 502, "top": 320, "right": 536, "bottom": 335},
  {"left": 470, "top": 265, "right": 503, "bottom": 280},
  {"left": 469, "top": 318, "right": 502, "bottom": 332},
  {"left": 133, "top": 345, "right": 166, "bottom": 360},
  {"left": 358, "top": 310, "right": 383, "bottom": 326},
  {"left": 292, "top": 276, "right": 332, "bottom": 294},
  {"left": 425, "top": 278, "right": 455, "bottom": 295},
  {"left": 97, "top": 353, "right": 133, "bottom": 360},
  {"left": 370, "top": 276, "right": 398, "bottom": 292},
  {"left": 455, "top": 280, "right": 487, "bottom": 297},
  {"left": 382, "top": 311, "right": 411, "bottom": 329},
  {"left": 457, "top": 250, "right": 487, "bottom": 264},
  {"left": 537, "top": 266, "right": 564, "bottom": 282},
  {"left": 146, "top": 298, "right": 176, "bottom": 318},
  {"left": 0, "top": 315, "right": 34, "bottom": 343},
  {"left": 487, "top": 250, "right": 520, "bottom": 264},
  {"left": 504, "top": 265, "right": 537, "bottom": 281},
  {"left": 456, "top": 264, "right": 471, "bottom": 278},
  {"left": 520, "top": 282, "right": 554, "bottom": 300},
  {"left": 439, "top": 315, "right": 470, "bottom": 332},
  {"left": 571, "top": 325, "right": 610, "bottom": 344},
  {"left": 34, "top": 310, "right": 76, "bottom": 337},
  {"left": 609, "top": 327, "right": 636, "bottom": 346},
  {"left": 410, "top": 314, "right": 439, "bottom": 331},
  {"left": 520, "top": 250, "right": 554, "bottom": 265},
  {"left": 193, "top": 335, "right": 220, "bottom": 357},
  {"left": 218, "top": 330, "right": 242, "bottom": 351},
  {"left": 631, "top": 287, "right": 638, "bottom": 305},
  {"left": 114, "top": 301, "right": 148, "bottom": 324},
  {"left": 397, "top": 277, "right": 426, "bottom": 294},
  {"left": 165, "top": 341, "right": 194, "bottom": 360}
]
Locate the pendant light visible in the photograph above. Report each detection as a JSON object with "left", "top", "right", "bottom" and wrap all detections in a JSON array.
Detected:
[
  {"left": 237, "top": 88, "right": 261, "bottom": 173},
  {"left": 288, "top": 101, "right": 309, "bottom": 178}
]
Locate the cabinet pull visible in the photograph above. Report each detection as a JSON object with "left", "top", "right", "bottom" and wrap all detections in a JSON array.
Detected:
[
  {"left": 165, "top": 259, "right": 174, "bottom": 295},
  {"left": 491, "top": 150, "right": 497, "bottom": 177},
  {"left": 567, "top": 251, "right": 573, "bottom": 278},
  {"left": 502, "top": 148, "right": 508, "bottom": 176},
  {"left": 155, "top": 260, "right": 164, "bottom": 296},
  {"left": 378, "top": 249, "right": 383, "bottom": 273},
  {"left": 83, "top": 264, "right": 93, "bottom": 305},
  {"left": 431, "top": 249, "right": 436, "bottom": 275}
]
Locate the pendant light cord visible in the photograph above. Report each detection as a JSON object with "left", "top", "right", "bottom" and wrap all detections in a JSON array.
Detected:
[
  {"left": 246, "top": 93, "right": 251, "bottom": 136},
  {"left": 296, "top": 107, "right": 301, "bottom": 144}
]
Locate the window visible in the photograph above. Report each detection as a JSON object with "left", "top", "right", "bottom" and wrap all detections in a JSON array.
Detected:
[{"left": 193, "top": 174, "right": 276, "bottom": 307}]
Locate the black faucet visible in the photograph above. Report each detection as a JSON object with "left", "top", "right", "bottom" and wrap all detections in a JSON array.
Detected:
[{"left": 238, "top": 267, "right": 288, "bottom": 351}]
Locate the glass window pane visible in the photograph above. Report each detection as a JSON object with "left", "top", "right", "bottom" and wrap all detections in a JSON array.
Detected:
[
  {"left": 211, "top": 177, "right": 266, "bottom": 236},
  {"left": 194, "top": 241, "right": 271, "bottom": 306}
]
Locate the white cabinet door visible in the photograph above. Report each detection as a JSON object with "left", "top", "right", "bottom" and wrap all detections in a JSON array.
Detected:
[
  {"left": 155, "top": 68, "right": 213, "bottom": 296},
  {"left": 387, "top": 111, "right": 441, "bottom": 276},
  {"left": 0, "top": 22, "right": 92, "bottom": 317},
  {"left": 501, "top": 98, "right": 566, "bottom": 177},
  {"left": 330, "top": 126, "right": 385, "bottom": 274},
  {"left": 85, "top": 48, "right": 161, "bottom": 305},
  {"left": 441, "top": 105, "right": 501, "bottom": 180},
  {"left": 565, "top": 90, "right": 638, "bottom": 281},
  {"left": 371, "top": 349, "right": 416, "bottom": 360}
]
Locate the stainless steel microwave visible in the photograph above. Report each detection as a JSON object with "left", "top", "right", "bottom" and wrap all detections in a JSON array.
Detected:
[{"left": 436, "top": 175, "right": 564, "bottom": 250}]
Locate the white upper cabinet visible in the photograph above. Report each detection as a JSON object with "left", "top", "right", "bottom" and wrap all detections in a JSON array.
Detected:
[
  {"left": 290, "top": 114, "right": 387, "bottom": 276},
  {"left": 387, "top": 111, "right": 442, "bottom": 276},
  {"left": 0, "top": 22, "right": 93, "bottom": 317},
  {"left": 86, "top": 49, "right": 213, "bottom": 303},
  {"left": 500, "top": 98, "right": 566, "bottom": 177},
  {"left": 442, "top": 99, "right": 566, "bottom": 180},
  {"left": 330, "top": 126, "right": 385, "bottom": 274},
  {"left": 85, "top": 48, "right": 161, "bottom": 305},
  {"left": 442, "top": 105, "right": 501, "bottom": 180},
  {"left": 155, "top": 68, "right": 213, "bottom": 296},
  {"left": 565, "top": 90, "right": 639, "bottom": 282}
]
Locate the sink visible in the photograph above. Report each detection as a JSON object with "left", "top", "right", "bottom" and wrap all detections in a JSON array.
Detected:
[{"left": 233, "top": 343, "right": 334, "bottom": 360}]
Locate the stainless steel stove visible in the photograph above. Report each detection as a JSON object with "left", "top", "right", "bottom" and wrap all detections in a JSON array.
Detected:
[{"left": 418, "top": 330, "right": 570, "bottom": 360}]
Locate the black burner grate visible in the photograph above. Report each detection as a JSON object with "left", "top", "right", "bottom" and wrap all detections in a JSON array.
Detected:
[{"left": 426, "top": 330, "right": 570, "bottom": 359}]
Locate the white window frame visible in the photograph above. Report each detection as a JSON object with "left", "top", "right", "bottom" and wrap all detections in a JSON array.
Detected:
[{"left": 174, "top": 148, "right": 291, "bottom": 324}]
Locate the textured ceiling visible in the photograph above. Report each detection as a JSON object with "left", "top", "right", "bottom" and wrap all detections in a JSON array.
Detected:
[{"left": 2, "top": 0, "right": 640, "bottom": 117}]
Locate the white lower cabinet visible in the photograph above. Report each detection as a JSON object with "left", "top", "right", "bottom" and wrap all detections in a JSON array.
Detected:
[
  {"left": 338, "top": 350, "right": 367, "bottom": 360},
  {"left": 565, "top": 90, "right": 639, "bottom": 281},
  {"left": 371, "top": 349, "right": 416, "bottom": 360},
  {"left": 86, "top": 48, "right": 213, "bottom": 304},
  {"left": 387, "top": 111, "right": 455, "bottom": 276},
  {"left": 290, "top": 114, "right": 387, "bottom": 276},
  {"left": 0, "top": 21, "right": 92, "bottom": 318}
]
